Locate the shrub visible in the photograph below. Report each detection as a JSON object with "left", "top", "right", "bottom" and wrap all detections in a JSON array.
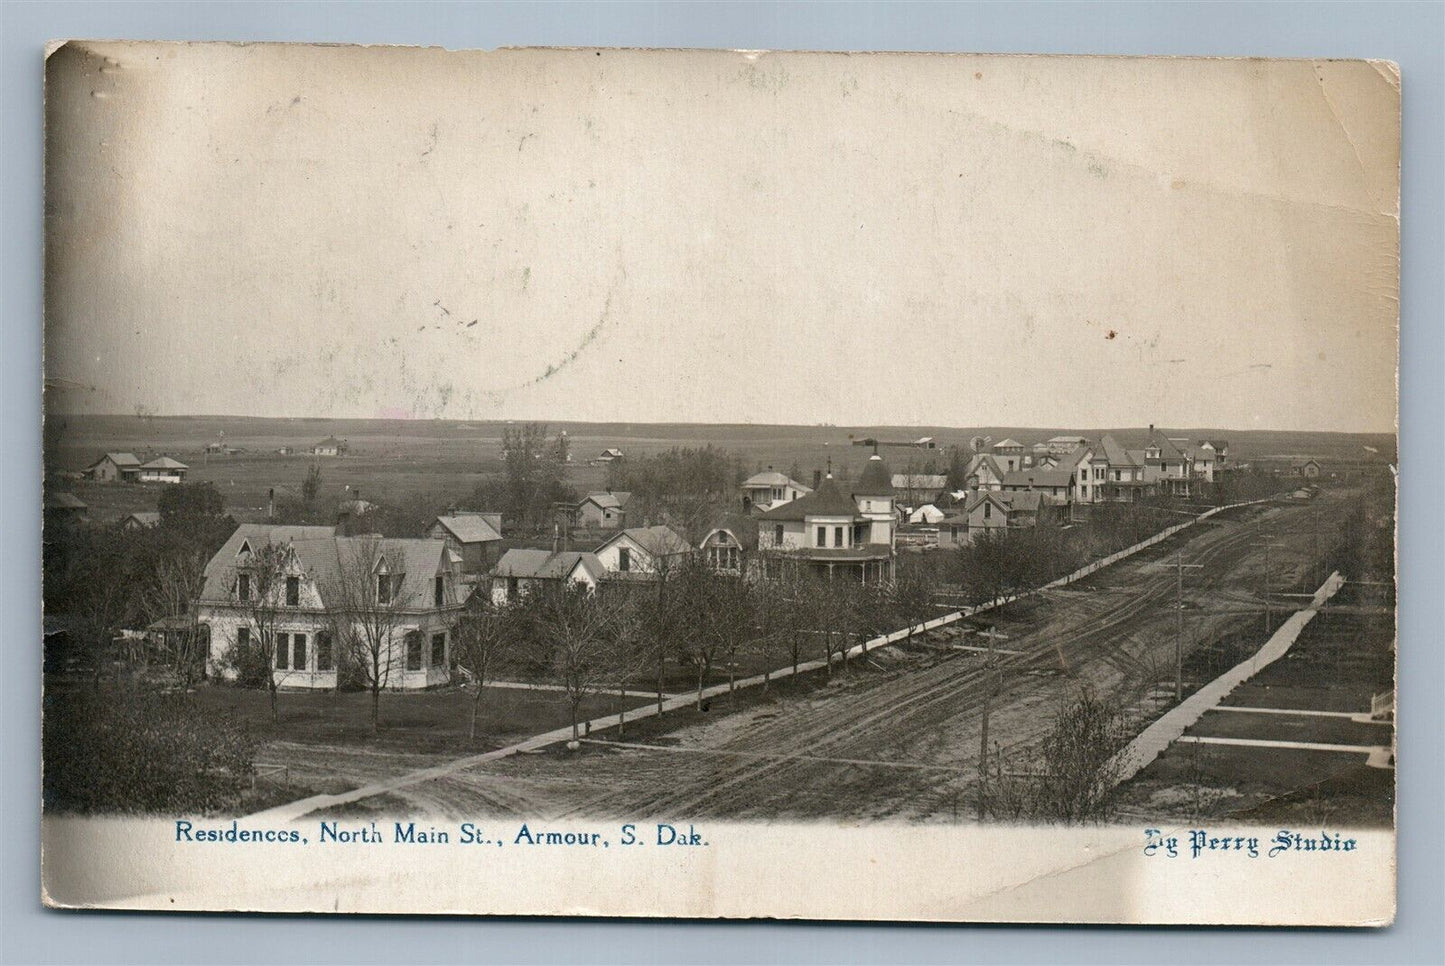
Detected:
[{"left": 43, "top": 683, "right": 256, "bottom": 814}]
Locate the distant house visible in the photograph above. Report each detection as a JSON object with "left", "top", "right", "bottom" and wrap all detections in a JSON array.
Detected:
[
  {"left": 989, "top": 439, "right": 1028, "bottom": 473},
  {"left": 572, "top": 491, "right": 633, "bottom": 530},
  {"left": 757, "top": 455, "right": 897, "bottom": 583},
  {"left": 591, "top": 448, "right": 624, "bottom": 466},
  {"left": 891, "top": 474, "right": 949, "bottom": 506},
  {"left": 963, "top": 454, "right": 1006, "bottom": 491},
  {"left": 594, "top": 525, "right": 696, "bottom": 578},
  {"left": 121, "top": 511, "right": 162, "bottom": 530},
  {"left": 44, "top": 491, "right": 89, "bottom": 530},
  {"left": 1175, "top": 440, "right": 1218, "bottom": 483},
  {"left": 195, "top": 524, "right": 465, "bottom": 691},
  {"left": 313, "top": 437, "right": 349, "bottom": 457},
  {"left": 936, "top": 490, "right": 1048, "bottom": 548},
  {"left": 1000, "top": 466, "right": 1073, "bottom": 503},
  {"left": 1140, "top": 428, "right": 1193, "bottom": 497},
  {"left": 699, "top": 526, "right": 756, "bottom": 576},
  {"left": 491, "top": 549, "right": 604, "bottom": 605},
  {"left": 1096, "top": 434, "right": 1148, "bottom": 502},
  {"left": 740, "top": 470, "right": 813, "bottom": 514},
  {"left": 86, "top": 452, "right": 141, "bottom": 482},
  {"left": 1055, "top": 446, "right": 1105, "bottom": 504},
  {"left": 204, "top": 441, "right": 225, "bottom": 455},
  {"left": 1295, "top": 459, "right": 1323, "bottom": 479},
  {"left": 136, "top": 457, "right": 188, "bottom": 484},
  {"left": 429, "top": 512, "right": 503, "bottom": 574},
  {"left": 1045, "top": 435, "right": 1090, "bottom": 455}
]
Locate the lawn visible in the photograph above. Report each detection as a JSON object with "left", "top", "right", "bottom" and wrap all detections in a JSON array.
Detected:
[{"left": 189, "top": 681, "right": 655, "bottom": 754}]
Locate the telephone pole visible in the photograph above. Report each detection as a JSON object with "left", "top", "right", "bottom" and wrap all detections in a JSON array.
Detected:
[
  {"left": 1172, "top": 551, "right": 1204, "bottom": 701},
  {"left": 1254, "top": 539, "right": 1285, "bottom": 633},
  {"left": 1149, "top": 552, "right": 1202, "bottom": 702},
  {"left": 975, "top": 625, "right": 1010, "bottom": 821}
]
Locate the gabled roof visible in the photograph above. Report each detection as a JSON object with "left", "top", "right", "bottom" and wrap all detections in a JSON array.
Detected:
[
  {"left": 853, "top": 455, "right": 894, "bottom": 497},
  {"left": 761, "top": 475, "right": 863, "bottom": 521},
  {"left": 1096, "top": 434, "right": 1137, "bottom": 467},
  {"left": 1001, "top": 468, "right": 1074, "bottom": 489},
  {"left": 598, "top": 448, "right": 624, "bottom": 458},
  {"left": 433, "top": 513, "right": 502, "bottom": 544},
  {"left": 90, "top": 452, "right": 141, "bottom": 468},
  {"left": 1053, "top": 447, "right": 1095, "bottom": 472},
  {"left": 139, "top": 456, "right": 188, "bottom": 470},
  {"left": 998, "top": 490, "right": 1044, "bottom": 512},
  {"left": 580, "top": 491, "right": 632, "bottom": 511},
  {"left": 1146, "top": 432, "right": 1187, "bottom": 460},
  {"left": 965, "top": 490, "right": 1012, "bottom": 514},
  {"left": 991, "top": 438, "right": 1024, "bottom": 450},
  {"left": 200, "top": 523, "right": 337, "bottom": 601},
  {"left": 316, "top": 436, "right": 344, "bottom": 447},
  {"left": 494, "top": 548, "right": 604, "bottom": 581},
  {"left": 124, "top": 510, "right": 161, "bottom": 526},
  {"left": 596, "top": 525, "right": 694, "bottom": 558},
  {"left": 965, "top": 454, "right": 1005, "bottom": 480}
]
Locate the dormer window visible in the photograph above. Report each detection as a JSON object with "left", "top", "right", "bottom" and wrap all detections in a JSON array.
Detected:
[
  {"left": 434, "top": 574, "right": 445, "bottom": 607},
  {"left": 378, "top": 573, "right": 392, "bottom": 604},
  {"left": 238, "top": 573, "right": 251, "bottom": 601},
  {"left": 286, "top": 576, "right": 299, "bottom": 606}
]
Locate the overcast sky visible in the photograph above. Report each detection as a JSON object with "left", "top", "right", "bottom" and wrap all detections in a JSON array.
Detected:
[{"left": 45, "top": 44, "right": 1399, "bottom": 432}]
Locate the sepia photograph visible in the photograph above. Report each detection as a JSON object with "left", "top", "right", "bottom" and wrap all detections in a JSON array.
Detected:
[{"left": 39, "top": 42, "right": 1399, "bottom": 923}]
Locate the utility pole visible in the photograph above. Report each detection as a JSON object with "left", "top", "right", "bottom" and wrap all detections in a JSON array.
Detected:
[
  {"left": 1149, "top": 553, "right": 1202, "bottom": 702},
  {"left": 1172, "top": 551, "right": 1204, "bottom": 702},
  {"left": 976, "top": 625, "right": 1010, "bottom": 821},
  {"left": 1254, "top": 538, "right": 1285, "bottom": 634}
]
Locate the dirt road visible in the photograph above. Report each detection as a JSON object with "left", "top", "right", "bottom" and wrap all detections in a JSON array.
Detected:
[{"left": 290, "top": 494, "right": 1349, "bottom": 822}]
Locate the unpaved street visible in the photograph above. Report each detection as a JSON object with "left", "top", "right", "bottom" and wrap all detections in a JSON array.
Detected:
[{"left": 277, "top": 495, "right": 1347, "bottom": 821}]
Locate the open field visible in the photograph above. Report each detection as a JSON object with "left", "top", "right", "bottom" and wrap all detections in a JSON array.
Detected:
[
  {"left": 252, "top": 493, "right": 1361, "bottom": 822},
  {"left": 47, "top": 413, "right": 1396, "bottom": 524}
]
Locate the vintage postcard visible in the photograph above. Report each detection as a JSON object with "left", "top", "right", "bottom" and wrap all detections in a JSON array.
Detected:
[{"left": 41, "top": 44, "right": 1399, "bottom": 923}]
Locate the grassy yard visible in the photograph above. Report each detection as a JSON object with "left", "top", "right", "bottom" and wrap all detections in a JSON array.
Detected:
[{"left": 189, "top": 681, "right": 655, "bottom": 754}]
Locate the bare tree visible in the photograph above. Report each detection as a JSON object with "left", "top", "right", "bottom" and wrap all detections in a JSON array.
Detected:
[
  {"left": 534, "top": 584, "right": 637, "bottom": 742},
  {"left": 226, "top": 541, "right": 295, "bottom": 723},
  {"left": 142, "top": 540, "right": 211, "bottom": 685},
  {"left": 328, "top": 537, "right": 414, "bottom": 733},
  {"left": 453, "top": 595, "right": 518, "bottom": 741}
]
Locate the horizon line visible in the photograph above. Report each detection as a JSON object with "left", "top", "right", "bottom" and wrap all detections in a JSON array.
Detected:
[{"left": 45, "top": 412, "right": 1398, "bottom": 438}]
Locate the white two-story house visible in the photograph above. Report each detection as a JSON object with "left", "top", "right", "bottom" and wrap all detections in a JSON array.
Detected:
[
  {"left": 757, "top": 455, "right": 896, "bottom": 583},
  {"left": 741, "top": 470, "right": 813, "bottom": 514},
  {"left": 195, "top": 524, "right": 466, "bottom": 691}
]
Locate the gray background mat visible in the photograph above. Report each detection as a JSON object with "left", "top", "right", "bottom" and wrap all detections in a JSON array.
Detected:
[{"left": 4, "top": 1, "right": 1440, "bottom": 963}]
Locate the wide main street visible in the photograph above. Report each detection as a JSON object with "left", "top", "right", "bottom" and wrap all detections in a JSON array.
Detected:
[{"left": 254, "top": 493, "right": 1348, "bottom": 823}]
